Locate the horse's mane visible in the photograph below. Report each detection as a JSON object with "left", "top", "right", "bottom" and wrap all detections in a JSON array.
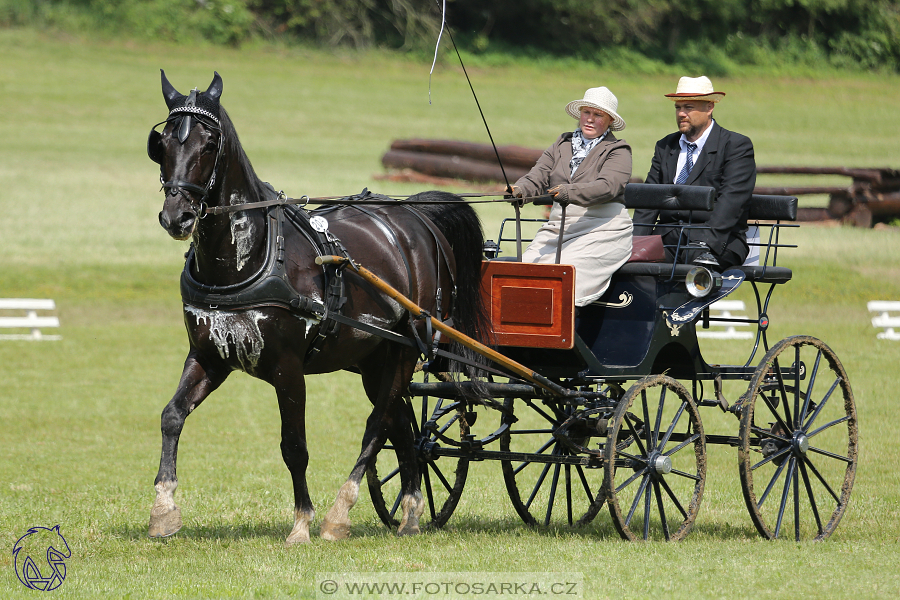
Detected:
[{"left": 219, "top": 105, "right": 271, "bottom": 202}]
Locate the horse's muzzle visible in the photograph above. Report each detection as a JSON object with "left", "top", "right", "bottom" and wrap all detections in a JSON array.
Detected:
[{"left": 159, "top": 209, "right": 196, "bottom": 240}]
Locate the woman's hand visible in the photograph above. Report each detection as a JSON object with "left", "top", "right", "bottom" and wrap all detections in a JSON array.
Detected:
[{"left": 548, "top": 186, "right": 561, "bottom": 197}]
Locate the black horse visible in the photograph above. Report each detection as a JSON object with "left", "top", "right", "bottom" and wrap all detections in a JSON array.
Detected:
[{"left": 147, "top": 71, "right": 488, "bottom": 544}]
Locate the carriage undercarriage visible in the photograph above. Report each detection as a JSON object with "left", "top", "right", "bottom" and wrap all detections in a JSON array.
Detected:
[{"left": 366, "top": 186, "right": 858, "bottom": 543}]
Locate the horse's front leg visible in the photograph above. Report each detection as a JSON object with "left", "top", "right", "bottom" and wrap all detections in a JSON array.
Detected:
[
  {"left": 149, "top": 352, "right": 229, "bottom": 538},
  {"left": 321, "top": 344, "right": 420, "bottom": 541},
  {"left": 272, "top": 359, "right": 314, "bottom": 546}
]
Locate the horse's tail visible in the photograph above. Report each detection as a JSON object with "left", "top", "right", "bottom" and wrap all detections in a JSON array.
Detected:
[{"left": 409, "top": 191, "right": 493, "bottom": 384}]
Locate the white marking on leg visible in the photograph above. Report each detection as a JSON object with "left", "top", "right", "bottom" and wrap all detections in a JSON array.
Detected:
[
  {"left": 285, "top": 508, "right": 315, "bottom": 546},
  {"left": 321, "top": 480, "right": 359, "bottom": 541},
  {"left": 398, "top": 491, "right": 424, "bottom": 536},
  {"left": 229, "top": 192, "right": 253, "bottom": 271},
  {"left": 151, "top": 480, "right": 178, "bottom": 515},
  {"left": 185, "top": 307, "right": 267, "bottom": 373}
]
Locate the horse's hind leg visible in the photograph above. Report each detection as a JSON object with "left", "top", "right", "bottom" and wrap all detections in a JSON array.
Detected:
[
  {"left": 321, "top": 346, "right": 420, "bottom": 540},
  {"left": 387, "top": 408, "right": 425, "bottom": 536},
  {"left": 149, "top": 353, "right": 228, "bottom": 538},
  {"left": 273, "top": 364, "right": 314, "bottom": 546}
]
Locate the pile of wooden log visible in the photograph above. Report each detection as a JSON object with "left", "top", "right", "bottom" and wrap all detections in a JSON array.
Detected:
[{"left": 381, "top": 139, "right": 900, "bottom": 226}]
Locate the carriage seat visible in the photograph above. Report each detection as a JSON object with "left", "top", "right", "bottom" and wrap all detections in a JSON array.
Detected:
[{"left": 623, "top": 184, "right": 797, "bottom": 283}]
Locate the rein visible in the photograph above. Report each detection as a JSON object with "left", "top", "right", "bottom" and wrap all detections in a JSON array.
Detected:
[{"left": 202, "top": 191, "right": 553, "bottom": 216}]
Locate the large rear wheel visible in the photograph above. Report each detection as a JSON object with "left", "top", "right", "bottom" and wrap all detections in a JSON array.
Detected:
[{"left": 738, "top": 336, "right": 858, "bottom": 541}]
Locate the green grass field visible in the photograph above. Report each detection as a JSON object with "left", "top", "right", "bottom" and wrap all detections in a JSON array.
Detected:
[{"left": 1, "top": 27, "right": 900, "bottom": 599}]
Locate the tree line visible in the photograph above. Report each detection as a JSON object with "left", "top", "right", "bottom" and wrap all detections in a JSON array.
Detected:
[{"left": 4, "top": 0, "right": 899, "bottom": 71}]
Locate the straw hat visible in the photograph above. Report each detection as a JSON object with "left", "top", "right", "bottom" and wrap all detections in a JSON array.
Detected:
[
  {"left": 664, "top": 76, "right": 725, "bottom": 102},
  {"left": 564, "top": 86, "right": 626, "bottom": 131}
]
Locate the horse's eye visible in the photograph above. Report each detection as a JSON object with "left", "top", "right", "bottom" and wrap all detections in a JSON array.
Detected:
[{"left": 203, "top": 139, "right": 217, "bottom": 153}]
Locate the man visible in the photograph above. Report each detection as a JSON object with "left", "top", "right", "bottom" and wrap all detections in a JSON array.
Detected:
[{"left": 632, "top": 76, "right": 756, "bottom": 268}]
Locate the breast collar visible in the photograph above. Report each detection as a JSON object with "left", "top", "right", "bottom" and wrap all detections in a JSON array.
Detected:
[{"left": 180, "top": 200, "right": 330, "bottom": 319}]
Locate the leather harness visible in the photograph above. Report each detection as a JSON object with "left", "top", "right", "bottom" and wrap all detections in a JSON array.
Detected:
[{"left": 179, "top": 187, "right": 454, "bottom": 362}]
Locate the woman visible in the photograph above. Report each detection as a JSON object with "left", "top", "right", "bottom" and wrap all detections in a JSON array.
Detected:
[{"left": 512, "top": 86, "right": 633, "bottom": 306}]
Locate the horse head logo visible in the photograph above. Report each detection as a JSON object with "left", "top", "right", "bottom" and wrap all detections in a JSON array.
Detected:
[{"left": 13, "top": 525, "right": 71, "bottom": 591}]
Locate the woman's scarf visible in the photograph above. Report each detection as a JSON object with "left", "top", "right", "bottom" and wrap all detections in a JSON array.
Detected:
[{"left": 569, "top": 128, "right": 608, "bottom": 177}]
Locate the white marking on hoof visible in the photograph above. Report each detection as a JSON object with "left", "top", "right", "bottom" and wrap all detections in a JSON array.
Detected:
[
  {"left": 285, "top": 508, "right": 314, "bottom": 546},
  {"left": 149, "top": 480, "right": 183, "bottom": 538},
  {"left": 321, "top": 480, "right": 359, "bottom": 541},
  {"left": 397, "top": 491, "right": 424, "bottom": 536}
]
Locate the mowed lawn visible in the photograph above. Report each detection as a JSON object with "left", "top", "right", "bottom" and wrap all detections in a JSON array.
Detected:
[{"left": 1, "top": 28, "right": 900, "bottom": 599}]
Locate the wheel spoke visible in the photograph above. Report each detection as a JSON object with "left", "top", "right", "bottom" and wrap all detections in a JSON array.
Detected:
[
  {"left": 773, "top": 356, "right": 794, "bottom": 430},
  {"left": 652, "top": 387, "right": 667, "bottom": 450},
  {"left": 669, "top": 468, "right": 701, "bottom": 482},
  {"left": 792, "top": 345, "right": 802, "bottom": 429},
  {"left": 807, "top": 444, "right": 853, "bottom": 464},
  {"left": 751, "top": 445, "right": 792, "bottom": 471},
  {"left": 624, "top": 412, "right": 649, "bottom": 457},
  {"left": 422, "top": 465, "right": 437, "bottom": 520},
  {"left": 525, "top": 459, "right": 554, "bottom": 511},
  {"left": 624, "top": 474, "right": 651, "bottom": 527},
  {"left": 760, "top": 380, "right": 792, "bottom": 440},
  {"left": 435, "top": 412, "right": 460, "bottom": 437},
  {"left": 807, "top": 415, "right": 851, "bottom": 440},
  {"left": 798, "top": 459, "right": 824, "bottom": 536},
  {"left": 379, "top": 466, "right": 401, "bottom": 487},
  {"left": 543, "top": 463, "right": 562, "bottom": 526},
  {"left": 803, "top": 378, "right": 841, "bottom": 432},
  {"left": 643, "top": 481, "right": 652, "bottom": 540},
  {"left": 522, "top": 398, "right": 559, "bottom": 426},
  {"left": 653, "top": 479, "right": 670, "bottom": 541},
  {"left": 389, "top": 490, "right": 402, "bottom": 520},
  {"left": 429, "top": 460, "right": 454, "bottom": 494},
  {"left": 658, "top": 401, "right": 687, "bottom": 452},
  {"left": 565, "top": 465, "right": 573, "bottom": 526},
  {"left": 803, "top": 456, "right": 841, "bottom": 503},
  {"left": 750, "top": 425, "right": 791, "bottom": 444},
  {"left": 616, "top": 465, "right": 649, "bottom": 494},
  {"left": 664, "top": 433, "right": 701, "bottom": 457},
  {"left": 757, "top": 454, "right": 790, "bottom": 509},
  {"left": 658, "top": 476, "right": 688, "bottom": 519},
  {"left": 575, "top": 465, "right": 594, "bottom": 504},
  {"left": 801, "top": 349, "right": 823, "bottom": 428},
  {"left": 794, "top": 458, "right": 801, "bottom": 542},
  {"left": 615, "top": 449, "right": 649, "bottom": 466},
  {"left": 774, "top": 457, "right": 796, "bottom": 539},
  {"left": 641, "top": 390, "right": 653, "bottom": 453},
  {"left": 513, "top": 438, "right": 555, "bottom": 475}
]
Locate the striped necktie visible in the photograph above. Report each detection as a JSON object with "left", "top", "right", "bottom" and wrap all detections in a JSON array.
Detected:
[{"left": 675, "top": 142, "right": 697, "bottom": 184}]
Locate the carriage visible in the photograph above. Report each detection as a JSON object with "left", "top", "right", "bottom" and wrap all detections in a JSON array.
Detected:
[
  {"left": 148, "top": 71, "right": 856, "bottom": 545},
  {"left": 364, "top": 183, "right": 858, "bottom": 543}
]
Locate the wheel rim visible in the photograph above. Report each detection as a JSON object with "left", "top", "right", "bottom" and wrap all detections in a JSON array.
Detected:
[
  {"left": 367, "top": 395, "right": 469, "bottom": 529},
  {"left": 739, "top": 336, "right": 858, "bottom": 541},
  {"left": 604, "top": 375, "right": 706, "bottom": 541},
  {"left": 500, "top": 396, "right": 609, "bottom": 527}
]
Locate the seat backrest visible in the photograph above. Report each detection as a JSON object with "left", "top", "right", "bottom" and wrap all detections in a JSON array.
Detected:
[
  {"left": 748, "top": 194, "right": 798, "bottom": 221},
  {"left": 624, "top": 183, "right": 716, "bottom": 211}
]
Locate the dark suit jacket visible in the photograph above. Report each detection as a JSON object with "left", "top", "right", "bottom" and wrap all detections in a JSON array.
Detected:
[{"left": 632, "top": 122, "right": 757, "bottom": 264}]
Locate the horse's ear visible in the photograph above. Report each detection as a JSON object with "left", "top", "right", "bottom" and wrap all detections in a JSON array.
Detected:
[
  {"left": 205, "top": 71, "right": 223, "bottom": 102},
  {"left": 160, "top": 69, "right": 182, "bottom": 110}
]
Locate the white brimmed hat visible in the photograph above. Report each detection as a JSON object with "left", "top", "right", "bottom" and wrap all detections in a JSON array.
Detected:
[
  {"left": 664, "top": 76, "right": 725, "bottom": 102},
  {"left": 565, "top": 86, "right": 626, "bottom": 131}
]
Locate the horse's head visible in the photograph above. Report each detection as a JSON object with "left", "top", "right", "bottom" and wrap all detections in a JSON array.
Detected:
[{"left": 149, "top": 70, "right": 224, "bottom": 240}]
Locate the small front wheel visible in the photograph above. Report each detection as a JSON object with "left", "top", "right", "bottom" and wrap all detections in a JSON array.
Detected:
[{"left": 604, "top": 375, "right": 706, "bottom": 541}]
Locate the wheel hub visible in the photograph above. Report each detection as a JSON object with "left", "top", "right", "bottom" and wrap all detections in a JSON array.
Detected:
[
  {"left": 792, "top": 432, "right": 809, "bottom": 455},
  {"left": 651, "top": 453, "right": 672, "bottom": 475}
]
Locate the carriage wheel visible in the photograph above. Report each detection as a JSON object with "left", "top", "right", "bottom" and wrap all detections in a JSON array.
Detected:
[
  {"left": 366, "top": 394, "right": 469, "bottom": 530},
  {"left": 500, "top": 396, "right": 610, "bottom": 527},
  {"left": 738, "top": 336, "right": 858, "bottom": 541},
  {"left": 603, "top": 375, "right": 706, "bottom": 541}
]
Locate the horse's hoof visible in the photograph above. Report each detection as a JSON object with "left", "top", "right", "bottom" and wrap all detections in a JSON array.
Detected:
[
  {"left": 285, "top": 531, "right": 311, "bottom": 546},
  {"left": 320, "top": 520, "right": 351, "bottom": 541},
  {"left": 148, "top": 507, "right": 182, "bottom": 538},
  {"left": 397, "top": 523, "right": 421, "bottom": 537}
]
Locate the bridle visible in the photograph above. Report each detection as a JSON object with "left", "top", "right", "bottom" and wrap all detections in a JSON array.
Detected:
[{"left": 148, "top": 105, "right": 225, "bottom": 218}]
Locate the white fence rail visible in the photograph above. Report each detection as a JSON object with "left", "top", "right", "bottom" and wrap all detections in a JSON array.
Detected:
[
  {"left": 697, "top": 300, "right": 753, "bottom": 340},
  {"left": 0, "top": 299, "right": 61, "bottom": 340},
  {"left": 868, "top": 301, "right": 900, "bottom": 341}
]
